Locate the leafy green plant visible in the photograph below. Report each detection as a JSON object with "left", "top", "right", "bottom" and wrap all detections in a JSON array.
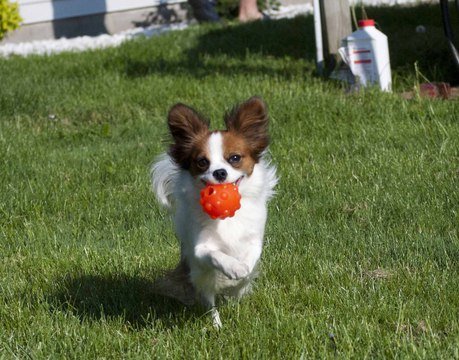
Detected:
[{"left": 0, "top": 0, "right": 22, "bottom": 40}]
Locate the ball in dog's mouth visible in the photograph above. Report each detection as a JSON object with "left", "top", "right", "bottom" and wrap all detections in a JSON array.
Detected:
[{"left": 199, "top": 183, "right": 242, "bottom": 220}]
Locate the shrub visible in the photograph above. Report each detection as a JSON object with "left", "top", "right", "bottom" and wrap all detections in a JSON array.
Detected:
[{"left": 0, "top": 0, "right": 22, "bottom": 40}]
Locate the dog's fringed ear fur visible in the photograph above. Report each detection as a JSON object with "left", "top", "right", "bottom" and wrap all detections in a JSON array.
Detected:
[
  {"left": 224, "top": 96, "right": 269, "bottom": 160},
  {"left": 167, "top": 103, "right": 209, "bottom": 169}
]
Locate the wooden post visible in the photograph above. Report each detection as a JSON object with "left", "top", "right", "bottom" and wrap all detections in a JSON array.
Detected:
[{"left": 318, "top": 0, "right": 352, "bottom": 75}]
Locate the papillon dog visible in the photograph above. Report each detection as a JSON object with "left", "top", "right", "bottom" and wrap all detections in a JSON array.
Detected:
[{"left": 151, "top": 96, "right": 277, "bottom": 328}]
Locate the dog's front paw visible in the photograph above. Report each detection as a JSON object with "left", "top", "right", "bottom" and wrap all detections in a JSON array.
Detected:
[{"left": 223, "top": 261, "right": 250, "bottom": 280}]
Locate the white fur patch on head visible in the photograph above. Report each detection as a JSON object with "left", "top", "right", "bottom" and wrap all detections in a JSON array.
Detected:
[
  {"left": 200, "top": 132, "right": 245, "bottom": 185},
  {"left": 208, "top": 132, "right": 225, "bottom": 168}
]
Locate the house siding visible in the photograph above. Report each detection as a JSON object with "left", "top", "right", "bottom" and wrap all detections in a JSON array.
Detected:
[{"left": 18, "top": 0, "right": 186, "bottom": 24}]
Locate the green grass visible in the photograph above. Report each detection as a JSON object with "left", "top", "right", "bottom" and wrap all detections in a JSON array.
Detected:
[{"left": 1, "top": 4, "right": 459, "bottom": 358}]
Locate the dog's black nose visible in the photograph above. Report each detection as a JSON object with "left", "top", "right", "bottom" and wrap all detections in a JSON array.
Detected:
[{"left": 213, "top": 169, "right": 228, "bottom": 182}]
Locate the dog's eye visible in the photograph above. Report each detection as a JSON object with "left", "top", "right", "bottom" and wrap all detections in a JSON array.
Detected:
[
  {"left": 228, "top": 154, "right": 241, "bottom": 164},
  {"left": 196, "top": 157, "right": 209, "bottom": 168}
]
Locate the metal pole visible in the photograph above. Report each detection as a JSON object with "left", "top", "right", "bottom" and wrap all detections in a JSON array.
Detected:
[{"left": 314, "top": 0, "right": 324, "bottom": 75}]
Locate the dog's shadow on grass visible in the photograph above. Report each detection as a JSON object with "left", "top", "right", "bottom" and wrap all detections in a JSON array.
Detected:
[{"left": 49, "top": 273, "right": 198, "bottom": 329}]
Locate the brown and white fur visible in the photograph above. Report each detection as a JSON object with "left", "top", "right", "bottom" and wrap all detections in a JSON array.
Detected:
[{"left": 151, "top": 97, "right": 277, "bottom": 328}]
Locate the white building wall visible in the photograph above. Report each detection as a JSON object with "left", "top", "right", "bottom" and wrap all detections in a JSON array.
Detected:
[{"left": 18, "top": 0, "right": 185, "bottom": 24}]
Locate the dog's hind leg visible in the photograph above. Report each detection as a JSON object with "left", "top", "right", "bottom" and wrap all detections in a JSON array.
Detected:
[
  {"left": 152, "top": 260, "right": 196, "bottom": 306},
  {"left": 201, "top": 292, "right": 222, "bottom": 329}
]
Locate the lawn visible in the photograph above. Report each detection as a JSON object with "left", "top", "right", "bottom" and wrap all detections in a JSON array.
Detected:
[{"left": 1, "top": 3, "right": 458, "bottom": 358}]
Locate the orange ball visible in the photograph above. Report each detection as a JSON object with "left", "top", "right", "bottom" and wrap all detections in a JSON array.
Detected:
[{"left": 200, "top": 183, "right": 241, "bottom": 220}]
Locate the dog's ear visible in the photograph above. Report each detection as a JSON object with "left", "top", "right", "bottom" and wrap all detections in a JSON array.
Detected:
[
  {"left": 167, "top": 103, "right": 209, "bottom": 168},
  {"left": 224, "top": 96, "right": 269, "bottom": 160},
  {"left": 168, "top": 103, "right": 209, "bottom": 143}
]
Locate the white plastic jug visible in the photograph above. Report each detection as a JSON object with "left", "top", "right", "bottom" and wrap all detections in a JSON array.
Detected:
[{"left": 339, "top": 19, "right": 392, "bottom": 92}]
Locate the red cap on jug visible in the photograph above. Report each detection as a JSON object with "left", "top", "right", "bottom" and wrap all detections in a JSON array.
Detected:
[{"left": 358, "top": 19, "right": 375, "bottom": 27}]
